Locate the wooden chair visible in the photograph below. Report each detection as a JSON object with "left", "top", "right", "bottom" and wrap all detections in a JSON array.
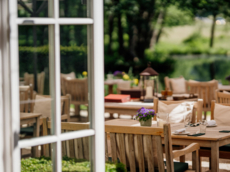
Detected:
[
  {"left": 33, "top": 94, "right": 71, "bottom": 124},
  {"left": 42, "top": 118, "right": 89, "bottom": 159},
  {"left": 61, "top": 72, "right": 76, "bottom": 95},
  {"left": 187, "top": 80, "right": 218, "bottom": 119},
  {"left": 153, "top": 98, "right": 203, "bottom": 123},
  {"left": 215, "top": 90, "right": 230, "bottom": 103},
  {"left": 62, "top": 78, "right": 88, "bottom": 118},
  {"left": 105, "top": 123, "right": 200, "bottom": 172},
  {"left": 164, "top": 76, "right": 188, "bottom": 93},
  {"left": 199, "top": 101, "right": 230, "bottom": 169},
  {"left": 20, "top": 94, "right": 71, "bottom": 138},
  {"left": 24, "top": 71, "right": 45, "bottom": 95},
  {"left": 116, "top": 80, "right": 131, "bottom": 94},
  {"left": 19, "top": 85, "right": 36, "bottom": 113}
]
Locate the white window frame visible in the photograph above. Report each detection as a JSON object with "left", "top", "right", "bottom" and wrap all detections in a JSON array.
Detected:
[{"left": 0, "top": 0, "right": 105, "bottom": 171}]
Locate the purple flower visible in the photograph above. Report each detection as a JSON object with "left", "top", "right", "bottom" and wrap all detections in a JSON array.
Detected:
[
  {"left": 136, "top": 107, "right": 155, "bottom": 121},
  {"left": 113, "top": 71, "right": 122, "bottom": 76}
]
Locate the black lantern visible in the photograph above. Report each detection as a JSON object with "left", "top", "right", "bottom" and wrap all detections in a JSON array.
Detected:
[{"left": 140, "top": 63, "right": 159, "bottom": 102}]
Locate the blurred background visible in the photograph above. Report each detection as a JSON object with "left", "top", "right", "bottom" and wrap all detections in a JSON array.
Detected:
[{"left": 18, "top": 0, "right": 230, "bottom": 95}]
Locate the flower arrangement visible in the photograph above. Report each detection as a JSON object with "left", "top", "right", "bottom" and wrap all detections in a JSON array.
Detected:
[{"left": 135, "top": 107, "right": 155, "bottom": 122}]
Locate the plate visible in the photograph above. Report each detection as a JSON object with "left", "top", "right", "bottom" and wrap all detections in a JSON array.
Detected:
[
  {"left": 207, "top": 124, "right": 217, "bottom": 127},
  {"left": 172, "top": 131, "right": 190, "bottom": 135}
]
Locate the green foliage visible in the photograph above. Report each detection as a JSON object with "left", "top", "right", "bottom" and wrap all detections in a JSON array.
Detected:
[
  {"left": 21, "top": 157, "right": 126, "bottom": 172},
  {"left": 19, "top": 45, "right": 87, "bottom": 77},
  {"left": 164, "top": 5, "right": 194, "bottom": 27}
]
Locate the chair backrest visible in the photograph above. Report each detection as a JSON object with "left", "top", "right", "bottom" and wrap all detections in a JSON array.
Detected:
[
  {"left": 164, "top": 76, "right": 188, "bottom": 93},
  {"left": 187, "top": 80, "right": 218, "bottom": 112},
  {"left": 105, "top": 123, "right": 174, "bottom": 172},
  {"left": 117, "top": 80, "right": 131, "bottom": 94},
  {"left": 19, "top": 85, "right": 36, "bottom": 112},
  {"left": 210, "top": 100, "right": 230, "bottom": 120},
  {"left": 61, "top": 72, "right": 76, "bottom": 95},
  {"left": 63, "top": 78, "right": 88, "bottom": 104},
  {"left": 153, "top": 98, "right": 203, "bottom": 123},
  {"left": 215, "top": 90, "right": 230, "bottom": 103},
  {"left": 42, "top": 119, "right": 89, "bottom": 159},
  {"left": 33, "top": 94, "right": 71, "bottom": 123},
  {"left": 24, "top": 71, "right": 45, "bottom": 95}
]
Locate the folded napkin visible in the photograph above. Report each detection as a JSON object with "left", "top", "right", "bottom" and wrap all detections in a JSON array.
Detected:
[
  {"left": 188, "top": 133, "right": 205, "bottom": 137},
  {"left": 219, "top": 130, "right": 230, "bottom": 133},
  {"left": 174, "top": 128, "right": 186, "bottom": 134},
  {"left": 207, "top": 120, "right": 216, "bottom": 126}
]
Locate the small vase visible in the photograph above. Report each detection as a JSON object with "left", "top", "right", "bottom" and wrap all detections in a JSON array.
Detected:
[{"left": 140, "top": 118, "right": 152, "bottom": 127}]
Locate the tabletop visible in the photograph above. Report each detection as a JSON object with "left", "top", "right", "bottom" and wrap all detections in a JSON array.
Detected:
[
  {"left": 105, "top": 119, "right": 230, "bottom": 141},
  {"left": 20, "top": 113, "right": 42, "bottom": 120},
  {"left": 105, "top": 101, "right": 153, "bottom": 108},
  {"left": 218, "top": 84, "right": 230, "bottom": 91}
]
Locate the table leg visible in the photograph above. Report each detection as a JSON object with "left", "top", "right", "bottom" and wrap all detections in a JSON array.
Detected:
[
  {"left": 108, "top": 85, "right": 113, "bottom": 94},
  {"left": 32, "top": 117, "right": 40, "bottom": 157},
  {"left": 211, "top": 141, "right": 219, "bottom": 172}
]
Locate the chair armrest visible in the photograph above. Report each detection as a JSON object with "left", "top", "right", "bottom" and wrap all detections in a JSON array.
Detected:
[{"left": 173, "top": 143, "right": 200, "bottom": 158}]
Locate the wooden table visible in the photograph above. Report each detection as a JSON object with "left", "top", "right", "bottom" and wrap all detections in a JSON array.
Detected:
[
  {"left": 105, "top": 119, "right": 230, "bottom": 172},
  {"left": 105, "top": 101, "right": 153, "bottom": 118},
  {"left": 218, "top": 84, "right": 230, "bottom": 91},
  {"left": 20, "top": 113, "right": 42, "bottom": 157}
]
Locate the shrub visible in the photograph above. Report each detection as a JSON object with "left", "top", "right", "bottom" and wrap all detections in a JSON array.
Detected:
[{"left": 21, "top": 157, "right": 127, "bottom": 172}]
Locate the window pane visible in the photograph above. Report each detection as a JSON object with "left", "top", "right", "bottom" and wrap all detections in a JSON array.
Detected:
[
  {"left": 61, "top": 136, "right": 90, "bottom": 161},
  {"left": 18, "top": 0, "right": 50, "bottom": 18},
  {"left": 60, "top": 25, "right": 90, "bottom": 126},
  {"left": 59, "top": 0, "right": 89, "bottom": 17},
  {"left": 21, "top": 143, "right": 54, "bottom": 171},
  {"left": 21, "top": 137, "right": 91, "bottom": 171},
  {"left": 19, "top": 25, "right": 56, "bottom": 140}
]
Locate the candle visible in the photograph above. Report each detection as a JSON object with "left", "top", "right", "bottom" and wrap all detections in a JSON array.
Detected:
[{"left": 145, "top": 86, "right": 153, "bottom": 98}]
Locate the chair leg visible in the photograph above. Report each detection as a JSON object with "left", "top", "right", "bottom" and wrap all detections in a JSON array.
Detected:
[
  {"left": 209, "top": 157, "right": 211, "bottom": 170},
  {"left": 203, "top": 111, "right": 207, "bottom": 120},
  {"left": 74, "top": 105, "right": 80, "bottom": 116},
  {"left": 192, "top": 150, "right": 199, "bottom": 172}
]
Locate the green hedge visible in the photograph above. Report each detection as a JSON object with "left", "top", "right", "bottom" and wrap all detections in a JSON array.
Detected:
[
  {"left": 19, "top": 45, "right": 87, "bottom": 77},
  {"left": 21, "top": 157, "right": 126, "bottom": 172}
]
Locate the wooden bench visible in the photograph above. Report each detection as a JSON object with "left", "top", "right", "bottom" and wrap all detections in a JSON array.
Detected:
[{"left": 105, "top": 123, "right": 200, "bottom": 172}]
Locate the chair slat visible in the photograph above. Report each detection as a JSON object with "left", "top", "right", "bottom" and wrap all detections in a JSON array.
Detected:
[
  {"left": 125, "top": 134, "right": 136, "bottom": 172},
  {"left": 110, "top": 133, "right": 117, "bottom": 162},
  {"left": 134, "top": 135, "right": 145, "bottom": 172},
  {"left": 143, "top": 135, "right": 155, "bottom": 172},
  {"left": 154, "top": 135, "right": 164, "bottom": 172}
]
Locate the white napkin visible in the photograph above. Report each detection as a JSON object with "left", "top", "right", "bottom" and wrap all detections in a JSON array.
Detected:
[
  {"left": 207, "top": 120, "right": 216, "bottom": 126},
  {"left": 174, "top": 128, "right": 186, "bottom": 134}
]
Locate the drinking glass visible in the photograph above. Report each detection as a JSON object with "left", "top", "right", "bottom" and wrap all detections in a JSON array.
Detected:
[
  {"left": 200, "top": 120, "right": 207, "bottom": 134},
  {"left": 184, "top": 115, "right": 191, "bottom": 132},
  {"left": 156, "top": 113, "right": 169, "bottom": 127}
]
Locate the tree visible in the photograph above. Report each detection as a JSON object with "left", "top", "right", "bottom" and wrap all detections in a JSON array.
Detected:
[{"left": 177, "top": 0, "right": 226, "bottom": 48}]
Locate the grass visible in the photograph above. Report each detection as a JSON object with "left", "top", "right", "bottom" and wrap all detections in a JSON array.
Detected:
[{"left": 160, "top": 20, "right": 230, "bottom": 49}]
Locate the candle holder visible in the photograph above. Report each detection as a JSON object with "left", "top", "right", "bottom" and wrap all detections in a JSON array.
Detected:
[{"left": 140, "top": 63, "right": 159, "bottom": 102}]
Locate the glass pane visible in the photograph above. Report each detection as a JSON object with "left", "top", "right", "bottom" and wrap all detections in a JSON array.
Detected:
[
  {"left": 18, "top": 0, "right": 50, "bottom": 18},
  {"left": 21, "top": 137, "right": 91, "bottom": 171},
  {"left": 19, "top": 25, "right": 55, "bottom": 139},
  {"left": 21, "top": 143, "right": 54, "bottom": 171},
  {"left": 60, "top": 25, "right": 90, "bottom": 125},
  {"left": 59, "top": 0, "right": 89, "bottom": 17},
  {"left": 61, "top": 136, "right": 90, "bottom": 161}
]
